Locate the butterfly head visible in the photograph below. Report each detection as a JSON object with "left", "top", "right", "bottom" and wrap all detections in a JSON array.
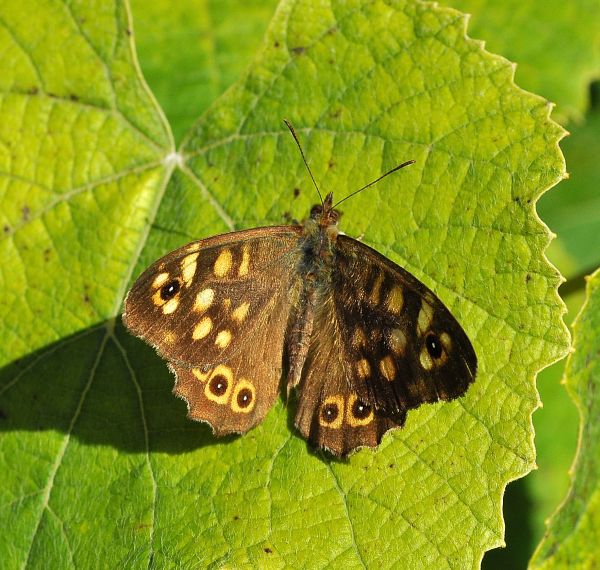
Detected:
[{"left": 310, "top": 192, "right": 340, "bottom": 228}]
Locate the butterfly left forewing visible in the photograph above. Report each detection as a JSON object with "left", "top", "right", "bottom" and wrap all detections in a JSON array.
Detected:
[
  {"left": 333, "top": 235, "right": 477, "bottom": 419},
  {"left": 123, "top": 226, "right": 303, "bottom": 368}
]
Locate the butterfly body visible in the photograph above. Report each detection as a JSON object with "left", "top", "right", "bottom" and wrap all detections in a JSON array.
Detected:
[{"left": 123, "top": 189, "right": 477, "bottom": 456}]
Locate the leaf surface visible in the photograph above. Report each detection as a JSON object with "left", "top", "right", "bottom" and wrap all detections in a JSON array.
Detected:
[
  {"left": 530, "top": 268, "right": 600, "bottom": 568},
  {"left": 444, "top": 0, "right": 600, "bottom": 121},
  {"left": 0, "top": 1, "right": 569, "bottom": 567}
]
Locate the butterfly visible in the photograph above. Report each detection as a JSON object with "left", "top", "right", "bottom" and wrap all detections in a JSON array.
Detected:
[{"left": 123, "top": 121, "right": 477, "bottom": 457}]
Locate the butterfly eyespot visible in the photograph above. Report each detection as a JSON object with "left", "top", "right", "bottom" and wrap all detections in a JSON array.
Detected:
[
  {"left": 209, "top": 375, "right": 229, "bottom": 397},
  {"left": 351, "top": 399, "right": 371, "bottom": 420},
  {"left": 321, "top": 403, "right": 339, "bottom": 424},
  {"left": 231, "top": 380, "right": 256, "bottom": 413},
  {"left": 160, "top": 279, "right": 181, "bottom": 301},
  {"left": 237, "top": 388, "right": 253, "bottom": 408},
  {"left": 425, "top": 333, "right": 443, "bottom": 359}
]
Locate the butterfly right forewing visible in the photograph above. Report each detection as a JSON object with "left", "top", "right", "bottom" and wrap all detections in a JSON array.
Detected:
[{"left": 333, "top": 235, "right": 477, "bottom": 419}]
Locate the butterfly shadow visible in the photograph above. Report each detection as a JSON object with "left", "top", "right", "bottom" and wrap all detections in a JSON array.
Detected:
[{"left": 0, "top": 320, "right": 240, "bottom": 455}]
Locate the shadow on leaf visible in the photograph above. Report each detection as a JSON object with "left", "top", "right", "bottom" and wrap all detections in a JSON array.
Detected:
[{"left": 0, "top": 319, "right": 239, "bottom": 454}]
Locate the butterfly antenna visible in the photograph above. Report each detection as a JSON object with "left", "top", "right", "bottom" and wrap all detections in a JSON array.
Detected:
[
  {"left": 284, "top": 120, "right": 324, "bottom": 205},
  {"left": 332, "top": 159, "right": 416, "bottom": 209}
]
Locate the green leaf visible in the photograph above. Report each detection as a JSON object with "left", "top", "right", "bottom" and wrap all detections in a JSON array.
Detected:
[
  {"left": 530, "top": 268, "right": 600, "bottom": 569},
  {"left": 130, "top": 0, "right": 279, "bottom": 143},
  {"left": 441, "top": 0, "right": 600, "bottom": 121},
  {"left": 0, "top": 0, "right": 569, "bottom": 567},
  {"left": 538, "top": 108, "right": 600, "bottom": 279}
]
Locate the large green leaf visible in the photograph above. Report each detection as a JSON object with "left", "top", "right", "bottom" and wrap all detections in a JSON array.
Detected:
[
  {"left": 130, "top": 0, "right": 279, "bottom": 143},
  {"left": 0, "top": 0, "right": 568, "bottom": 567},
  {"left": 538, "top": 108, "right": 600, "bottom": 280},
  {"left": 0, "top": 0, "right": 172, "bottom": 367},
  {"left": 530, "top": 268, "right": 600, "bottom": 568}
]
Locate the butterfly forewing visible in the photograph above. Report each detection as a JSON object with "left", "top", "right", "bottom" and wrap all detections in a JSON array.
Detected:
[
  {"left": 332, "top": 235, "right": 477, "bottom": 418},
  {"left": 123, "top": 226, "right": 303, "bottom": 368}
]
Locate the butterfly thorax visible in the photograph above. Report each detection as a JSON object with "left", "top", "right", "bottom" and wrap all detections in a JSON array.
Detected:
[{"left": 302, "top": 192, "right": 340, "bottom": 264}]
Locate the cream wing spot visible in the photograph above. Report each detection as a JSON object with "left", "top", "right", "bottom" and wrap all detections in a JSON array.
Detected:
[
  {"left": 379, "top": 355, "right": 396, "bottom": 381},
  {"left": 162, "top": 298, "right": 179, "bottom": 314},
  {"left": 181, "top": 252, "right": 199, "bottom": 286},
  {"left": 238, "top": 245, "right": 250, "bottom": 277},
  {"left": 215, "top": 329, "right": 232, "bottom": 349},
  {"left": 386, "top": 286, "right": 404, "bottom": 314},
  {"left": 388, "top": 328, "right": 407, "bottom": 356},
  {"left": 152, "top": 272, "right": 169, "bottom": 289},
  {"left": 192, "top": 316, "right": 213, "bottom": 340},
  {"left": 352, "top": 328, "right": 367, "bottom": 348},
  {"left": 417, "top": 301, "right": 434, "bottom": 336},
  {"left": 420, "top": 348, "right": 434, "bottom": 370},
  {"left": 194, "top": 288, "right": 215, "bottom": 312},
  {"left": 151, "top": 289, "right": 163, "bottom": 307},
  {"left": 356, "top": 358, "right": 371, "bottom": 379},
  {"left": 232, "top": 302, "right": 250, "bottom": 323},
  {"left": 369, "top": 272, "right": 384, "bottom": 305},
  {"left": 440, "top": 332, "right": 452, "bottom": 352},
  {"left": 214, "top": 249, "right": 233, "bottom": 277},
  {"left": 192, "top": 368, "right": 210, "bottom": 382}
]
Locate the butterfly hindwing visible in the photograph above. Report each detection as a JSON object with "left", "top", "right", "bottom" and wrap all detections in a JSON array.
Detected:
[
  {"left": 332, "top": 235, "right": 477, "bottom": 419},
  {"left": 169, "top": 300, "right": 290, "bottom": 436}
]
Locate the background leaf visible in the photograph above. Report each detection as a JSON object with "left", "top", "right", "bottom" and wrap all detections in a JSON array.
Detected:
[
  {"left": 0, "top": 0, "right": 172, "bottom": 365},
  {"left": 443, "top": 0, "right": 600, "bottom": 122},
  {"left": 130, "top": 0, "right": 279, "bottom": 143},
  {"left": 0, "top": 0, "right": 568, "bottom": 567},
  {"left": 530, "top": 268, "right": 600, "bottom": 568}
]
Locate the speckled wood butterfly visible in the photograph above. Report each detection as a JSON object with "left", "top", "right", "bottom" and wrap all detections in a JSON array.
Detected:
[{"left": 123, "top": 122, "right": 477, "bottom": 456}]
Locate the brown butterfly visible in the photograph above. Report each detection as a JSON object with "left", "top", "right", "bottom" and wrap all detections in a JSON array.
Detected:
[{"left": 123, "top": 121, "right": 477, "bottom": 457}]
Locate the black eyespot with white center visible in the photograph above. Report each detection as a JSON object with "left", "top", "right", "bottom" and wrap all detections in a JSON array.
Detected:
[
  {"left": 321, "top": 402, "right": 339, "bottom": 424},
  {"left": 160, "top": 279, "right": 180, "bottom": 301},
  {"left": 209, "top": 375, "right": 228, "bottom": 397},
  {"left": 351, "top": 399, "right": 371, "bottom": 420},
  {"left": 236, "top": 388, "right": 253, "bottom": 409},
  {"left": 425, "top": 333, "right": 443, "bottom": 359}
]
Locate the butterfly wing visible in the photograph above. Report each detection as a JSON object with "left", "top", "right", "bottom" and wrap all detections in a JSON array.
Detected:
[
  {"left": 294, "top": 235, "right": 476, "bottom": 455},
  {"left": 334, "top": 235, "right": 477, "bottom": 418},
  {"left": 293, "top": 294, "right": 405, "bottom": 456},
  {"left": 123, "top": 226, "right": 304, "bottom": 435}
]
